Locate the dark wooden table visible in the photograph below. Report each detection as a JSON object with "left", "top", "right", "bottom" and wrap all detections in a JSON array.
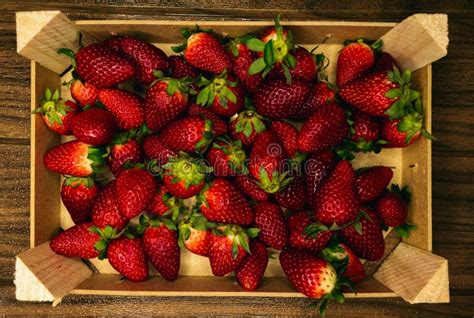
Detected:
[{"left": 0, "top": 1, "right": 473, "bottom": 316}]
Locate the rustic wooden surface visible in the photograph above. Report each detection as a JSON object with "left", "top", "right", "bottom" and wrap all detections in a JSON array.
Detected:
[{"left": 0, "top": 1, "right": 473, "bottom": 316}]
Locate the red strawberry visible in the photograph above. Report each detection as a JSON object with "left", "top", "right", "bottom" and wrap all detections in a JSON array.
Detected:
[
  {"left": 298, "top": 103, "right": 349, "bottom": 153},
  {"left": 347, "top": 111, "right": 384, "bottom": 153},
  {"left": 374, "top": 52, "right": 398, "bottom": 72},
  {"left": 356, "top": 166, "right": 393, "bottom": 203},
  {"left": 207, "top": 138, "right": 247, "bottom": 177},
  {"left": 305, "top": 150, "right": 336, "bottom": 208},
  {"left": 33, "top": 88, "right": 79, "bottom": 135},
  {"left": 44, "top": 140, "right": 106, "bottom": 177},
  {"left": 107, "top": 137, "right": 143, "bottom": 177},
  {"left": 229, "top": 110, "right": 267, "bottom": 148},
  {"left": 70, "top": 80, "right": 98, "bottom": 108},
  {"left": 339, "top": 208, "right": 385, "bottom": 261},
  {"left": 97, "top": 89, "right": 145, "bottom": 130},
  {"left": 269, "top": 47, "right": 318, "bottom": 82},
  {"left": 159, "top": 116, "right": 214, "bottom": 154},
  {"left": 254, "top": 78, "right": 311, "bottom": 120},
  {"left": 288, "top": 211, "right": 333, "bottom": 252},
  {"left": 50, "top": 222, "right": 100, "bottom": 259},
  {"left": 196, "top": 73, "right": 244, "bottom": 118},
  {"left": 339, "top": 68, "right": 416, "bottom": 119},
  {"left": 143, "top": 135, "right": 176, "bottom": 165},
  {"left": 147, "top": 185, "right": 183, "bottom": 220},
  {"left": 71, "top": 108, "right": 117, "bottom": 145},
  {"left": 162, "top": 153, "right": 207, "bottom": 199},
  {"left": 174, "top": 31, "right": 232, "bottom": 74},
  {"left": 235, "top": 175, "right": 270, "bottom": 202},
  {"left": 294, "top": 82, "right": 336, "bottom": 120},
  {"left": 92, "top": 180, "right": 128, "bottom": 231},
  {"left": 322, "top": 243, "right": 365, "bottom": 283},
  {"left": 178, "top": 212, "right": 213, "bottom": 256},
  {"left": 143, "top": 221, "right": 180, "bottom": 281},
  {"left": 235, "top": 240, "right": 269, "bottom": 291},
  {"left": 228, "top": 40, "right": 262, "bottom": 92},
  {"left": 270, "top": 120, "right": 301, "bottom": 160},
  {"left": 61, "top": 177, "right": 98, "bottom": 224},
  {"left": 376, "top": 184, "right": 410, "bottom": 228},
  {"left": 107, "top": 236, "right": 149, "bottom": 282},
  {"left": 115, "top": 167, "right": 157, "bottom": 219},
  {"left": 188, "top": 104, "right": 227, "bottom": 136},
  {"left": 254, "top": 202, "right": 288, "bottom": 250},
  {"left": 64, "top": 43, "right": 136, "bottom": 88},
  {"left": 314, "top": 160, "right": 360, "bottom": 226},
  {"left": 280, "top": 249, "right": 339, "bottom": 301},
  {"left": 208, "top": 225, "right": 258, "bottom": 276},
  {"left": 118, "top": 37, "right": 169, "bottom": 86},
  {"left": 336, "top": 39, "right": 380, "bottom": 87},
  {"left": 274, "top": 175, "right": 307, "bottom": 210},
  {"left": 199, "top": 178, "right": 253, "bottom": 225},
  {"left": 169, "top": 55, "right": 199, "bottom": 79},
  {"left": 249, "top": 130, "right": 292, "bottom": 194},
  {"left": 380, "top": 117, "right": 422, "bottom": 148},
  {"left": 144, "top": 78, "right": 190, "bottom": 131}
]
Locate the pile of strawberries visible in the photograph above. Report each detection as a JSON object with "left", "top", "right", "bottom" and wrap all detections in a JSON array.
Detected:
[{"left": 35, "top": 17, "right": 430, "bottom": 312}]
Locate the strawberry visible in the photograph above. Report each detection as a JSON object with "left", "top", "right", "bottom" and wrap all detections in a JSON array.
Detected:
[
  {"left": 50, "top": 222, "right": 101, "bottom": 259},
  {"left": 115, "top": 167, "right": 157, "bottom": 219},
  {"left": 162, "top": 153, "right": 208, "bottom": 199},
  {"left": 228, "top": 39, "right": 262, "bottom": 92},
  {"left": 107, "top": 136, "right": 143, "bottom": 177},
  {"left": 347, "top": 111, "right": 384, "bottom": 153},
  {"left": 322, "top": 243, "right": 365, "bottom": 284},
  {"left": 196, "top": 73, "right": 244, "bottom": 118},
  {"left": 339, "top": 67, "right": 419, "bottom": 119},
  {"left": 169, "top": 55, "right": 199, "bottom": 79},
  {"left": 249, "top": 130, "right": 292, "bottom": 194},
  {"left": 144, "top": 78, "right": 190, "bottom": 131},
  {"left": 376, "top": 184, "right": 412, "bottom": 231},
  {"left": 61, "top": 177, "right": 98, "bottom": 224},
  {"left": 143, "top": 135, "right": 176, "bottom": 165},
  {"left": 159, "top": 116, "right": 214, "bottom": 154},
  {"left": 235, "top": 240, "right": 269, "bottom": 291},
  {"left": 207, "top": 137, "right": 247, "bottom": 177},
  {"left": 269, "top": 47, "right": 318, "bottom": 82},
  {"left": 208, "top": 225, "right": 259, "bottom": 276},
  {"left": 294, "top": 82, "right": 336, "bottom": 120},
  {"left": 44, "top": 140, "right": 106, "bottom": 177},
  {"left": 91, "top": 180, "right": 128, "bottom": 231},
  {"left": 254, "top": 202, "right": 288, "bottom": 250},
  {"left": 270, "top": 120, "right": 301, "bottom": 160},
  {"left": 280, "top": 249, "right": 343, "bottom": 308},
  {"left": 70, "top": 80, "right": 98, "bottom": 108},
  {"left": 229, "top": 110, "right": 267, "bottom": 148},
  {"left": 339, "top": 208, "right": 385, "bottom": 261},
  {"left": 59, "top": 43, "right": 135, "bottom": 88},
  {"left": 234, "top": 175, "right": 270, "bottom": 202},
  {"left": 33, "top": 88, "right": 79, "bottom": 135},
  {"left": 198, "top": 178, "right": 253, "bottom": 226},
  {"left": 355, "top": 166, "right": 393, "bottom": 203},
  {"left": 107, "top": 235, "right": 149, "bottom": 282},
  {"left": 147, "top": 185, "right": 184, "bottom": 220},
  {"left": 288, "top": 211, "right": 333, "bottom": 252},
  {"left": 274, "top": 175, "right": 307, "bottom": 210},
  {"left": 118, "top": 37, "right": 169, "bottom": 86},
  {"left": 173, "top": 30, "right": 232, "bottom": 74},
  {"left": 374, "top": 52, "right": 398, "bottom": 72},
  {"left": 380, "top": 116, "right": 426, "bottom": 148},
  {"left": 305, "top": 150, "right": 336, "bottom": 208},
  {"left": 143, "top": 220, "right": 180, "bottom": 281},
  {"left": 336, "top": 39, "right": 381, "bottom": 87},
  {"left": 71, "top": 108, "right": 117, "bottom": 145},
  {"left": 188, "top": 104, "right": 228, "bottom": 136},
  {"left": 178, "top": 212, "right": 213, "bottom": 256},
  {"left": 253, "top": 78, "right": 311, "bottom": 120},
  {"left": 298, "top": 103, "right": 349, "bottom": 152},
  {"left": 97, "top": 89, "right": 145, "bottom": 130},
  {"left": 314, "top": 160, "right": 360, "bottom": 226}
]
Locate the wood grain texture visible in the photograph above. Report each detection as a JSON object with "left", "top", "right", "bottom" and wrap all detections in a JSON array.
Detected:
[{"left": 0, "top": 1, "right": 473, "bottom": 316}]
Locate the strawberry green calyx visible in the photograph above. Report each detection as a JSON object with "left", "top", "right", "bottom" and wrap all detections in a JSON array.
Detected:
[
  {"left": 233, "top": 110, "right": 267, "bottom": 138},
  {"left": 257, "top": 167, "right": 293, "bottom": 194},
  {"left": 391, "top": 184, "right": 411, "bottom": 203},
  {"left": 87, "top": 146, "right": 108, "bottom": 174},
  {"left": 303, "top": 222, "right": 340, "bottom": 238},
  {"left": 171, "top": 26, "right": 215, "bottom": 53},
  {"left": 63, "top": 176, "right": 95, "bottom": 188},
  {"left": 153, "top": 76, "right": 194, "bottom": 97},
  {"left": 227, "top": 34, "right": 255, "bottom": 58},
  {"left": 33, "top": 88, "right": 72, "bottom": 126},
  {"left": 195, "top": 119, "right": 215, "bottom": 153},
  {"left": 161, "top": 192, "right": 185, "bottom": 222},
  {"left": 112, "top": 124, "right": 150, "bottom": 146},
  {"left": 88, "top": 225, "right": 120, "bottom": 260},
  {"left": 196, "top": 72, "right": 237, "bottom": 109},
  {"left": 178, "top": 212, "right": 215, "bottom": 249},
  {"left": 309, "top": 274, "right": 352, "bottom": 315},
  {"left": 212, "top": 224, "right": 260, "bottom": 259},
  {"left": 397, "top": 111, "right": 434, "bottom": 143},
  {"left": 162, "top": 153, "right": 210, "bottom": 190},
  {"left": 342, "top": 38, "right": 383, "bottom": 51},
  {"left": 212, "top": 137, "right": 248, "bottom": 175}
]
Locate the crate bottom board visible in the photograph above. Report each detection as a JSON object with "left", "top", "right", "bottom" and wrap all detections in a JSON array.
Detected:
[{"left": 72, "top": 274, "right": 394, "bottom": 298}]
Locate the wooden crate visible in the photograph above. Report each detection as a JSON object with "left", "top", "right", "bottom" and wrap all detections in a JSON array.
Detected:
[{"left": 16, "top": 11, "right": 449, "bottom": 305}]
